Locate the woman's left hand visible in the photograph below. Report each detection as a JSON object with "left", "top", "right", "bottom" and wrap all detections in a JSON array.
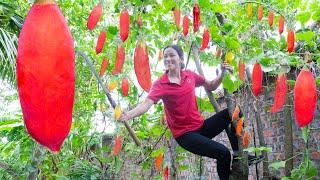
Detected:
[{"left": 221, "top": 62, "right": 233, "bottom": 76}]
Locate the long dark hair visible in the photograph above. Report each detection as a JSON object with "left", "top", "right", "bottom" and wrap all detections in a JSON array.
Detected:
[{"left": 163, "top": 45, "right": 185, "bottom": 69}]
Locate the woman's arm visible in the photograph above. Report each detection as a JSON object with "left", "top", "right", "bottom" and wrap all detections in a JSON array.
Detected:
[
  {"left": 203, "top": 62, "right": 233, "bottom": 91},
  {"left": 120, "top": 98, "right": 154, "bottom": 121}
]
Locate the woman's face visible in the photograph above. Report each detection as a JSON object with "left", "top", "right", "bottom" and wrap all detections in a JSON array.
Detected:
[{"left": 163, "top": 47, "right": 182, "bottom": 72}]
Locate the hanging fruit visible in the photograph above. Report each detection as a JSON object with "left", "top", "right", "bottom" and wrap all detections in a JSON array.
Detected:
[
  {"left": 87, "top": 3, "right": 103, "bottom": 30},
  {"left": 121, "top": 77, "right": 129, "bottom": 96},
  {"left": 199, "top": 28, "right": 210, "bottom": 51},
  {"left": 268, "top": 11, "right": 274, "bottom": 27},
  {"left": 238, "top": 60, "right": 245, "bottom": 81},
  {"left": 120, "top": 9, "right": 130, "bottom": 42},
  {"left": 247, "top": 3, "right": 253, "bottom": 17},
  {"left": 287, "top": 29, "right": 295, "bottom": 53},
  {"left": 193, "top": 3, "right": 200, "bottom": 33},
  {"left": 108, "top": 80, "right": 117, "bottom": 92},
  {"left": 164, "top": 166, "right": 169, "bottom": 180},
  {"left": 182, "top": 15, "right": 189, "bottom": 36},
  {"left": 137, "top": 16, "right": 142, "bottom": 28},
  {"left": 232, "top": 106, "right": 240, "bottom": 121},
  {"left": 111, "top": 44, "right": 125, "bottom": 75},
  {"left": 134, "top": 41, "right": 152, "bottom": 92},
  {"left": 114, "top": 105, "right": 122, "bottom": 120},
  {"left": 99, "top": 58, "right": 109, "bottom": 77},
  {"left": 236, "top": 118, "right": 244, "bottom": 137},
  {"left": 294, "top": 69, "right": 317, "bottom": 128},
  {"left": 17, "top": 0, "right": 75, "bottom": 152},
  {"left": 269, "top": 74, "right": 288, "bottom": 113},
  {"left": 243, "top": 132, "right": 250, "bottom": 148},
  {"left": 257, "top": 5, "right": 263, "bottom": 21},
  {"left": 173, "top": 7, "right": 180, "bottom": 28},
  {"left": 112, "top": 136, "right": 123, "bottom": 156},
  {"left": 155, "top": 153, "right": 164, "bottom": 171},
  {"left": 278, "top": 15, "right": 284, "bottom": 35},
  {"left": 252, "top": 63, "right": 263, "bottom": 96},
  {"left": 95, "top": 31, "right": 106, "bottom": 54},
  {"left": 225, "top": 52, "right": 234, "bottom": 64}
]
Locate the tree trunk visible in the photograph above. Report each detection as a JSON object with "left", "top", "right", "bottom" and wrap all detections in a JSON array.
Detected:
[
  {"left": 252, "top": 101, "right": 270, "bottom": 179},
  {"left": 284, "top": 94, "right": 293, "bottom": 176}
]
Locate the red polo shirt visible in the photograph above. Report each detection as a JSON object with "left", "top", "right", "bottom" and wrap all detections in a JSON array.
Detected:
[{"left": 147, "top": 70, "right": 206, "bottom": 138}]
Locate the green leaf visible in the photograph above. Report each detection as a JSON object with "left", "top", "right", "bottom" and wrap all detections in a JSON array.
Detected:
[
  {"left": 179, "top": 165, "right": 189, "bottom": 171},
  {"left": 296, "top": 31, "right": 315, "bottom": 43},
  {"left": 269, "top": 161, "right": 286, "bottom": 170},
  {"left": 312, "top": 10, "right": 320, "bottom": 21},
  {"left": 222, "top": 74, "right": 241, "bottom": 93},
  {"left": 199, "top": 0, "right": 211, "bottom": 10},
  {"left": 211, "top": 3, "right": 223, "bottom": 12},
  {"left": 0, "top": 120, "right": 23, "bottom": 132},
  {"left": 225, "top": 37, "right": 240, "bottom": 51},
  {"left": 296, "top": 12, "right": 311, "bottom": 25},
  {"left": 316, "top": 77, "right": 320, "bottom": 87}
]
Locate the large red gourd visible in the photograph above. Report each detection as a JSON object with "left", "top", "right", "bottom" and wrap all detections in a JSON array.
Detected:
[
  {"left": 287, "top": 30, "right": 295, "bottom": 53},
  {"left": 199, "top": 28, "right": 210, "bottom": 51},
  {"left": 252, "top": 63, "right": 263, "bottom": 96},
  {"left": 87, "top": 3, "right": 103, "bottom": 31},
  {"left": 278, "top": 16, "right": 284, "bottom": 35},
  {"left": 294, "top": 69, "right": 317, "bottom": 127},
  {"left": 121, "top": 77, "right": 129, "bottom": 97},
  {"left": 182, "top": 15, "right": 189, "bottom": 36},
  {"left": 173, "top": 7, "right": 180, "bottom": 28},
  {"left": 120, "top": 9, "right": 130, "bottom": 42},
  {"left": 111, "top": 44, "right": 125, "bottom": 75},
  {"left": 95, "top": 31, "right": 106, "bottom": 54},
  {"left": 269, "top": 74, "right": 288, "bottom": 113},
  {"left": 17, "top": 0, "right": 75, "bottom": 152},
  {"left": 193, "top": 3, "right": 200, "bottom": 33},
  {"left": 134, "top": 41, "right": 151, "bottom": 92}
]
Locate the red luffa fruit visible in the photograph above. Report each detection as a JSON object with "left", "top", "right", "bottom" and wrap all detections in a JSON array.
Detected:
[
  {"left": 120, "top": 9, "right": 130, "bottom": 42},
  {"left": 111, "top": 44, "right": 125, "bottom": 75},
  {"left": 243, "top": 132, "right": 250, "bottom": 148},
  {"left": 238, "top": 60, "right": 245, "bottom": 81},
  {"left": 252, "top": 63, "right": 263, "bottom": 96},
  {"left": 134, "top": 41, "right": 151, "bottom": 92},
  {"left": 95, "top": 31, "right": 106, "bottom": 54},
  {"left": 99, "top": 58, "right": 109, "bottom": 77},
  {"left": 236, "top": 118, "right": 244, "bottom": 137},
  {"left": 164, "top": 166, "right": 169, "bottom": 180},
  {"left": 155, "top": 153, "right": 164, "bottom": 171},
  {"left": 137, "top": 16, "right": 142, "bottom": 28},
  {"left": 173, "top": 7, "right": 180, "bottom": 28},
  {"left": 182, "top": 15, "right": 189, "bottom": 36},
  {"left": 257, "top": 5, "right": 263, "bottom": 21},
  {"left": 112, "top": 135, "right": 123, "bottom": 156},
  {"left": 294, "top": 69, "right": 317, "bottom": 127},
  {"left": 278, "top": 15, "right": 284, "bottom": 35},
  {"left": 87, "top": 3, "right": 103, "bottom": 30},
  {"left": 193, "top": 3, "right": 200, "bottom": 33},
  {"left": 199, "top": 27, "right": 210, "bottom": 51},
  {"left": 287, "top": 29, "right": 295, "bottom": 53},
  {"left": 121, "top": 77, "right": 129, "bottom": 96},
  {"left": 269, "top": 74, "right": 288, "bottom": 113},
  {"left": 17, "top": 0, "right": 75, "bottom": 152},
  {"left": 268, "top": 11, "right": 274, "bottom": 27}
]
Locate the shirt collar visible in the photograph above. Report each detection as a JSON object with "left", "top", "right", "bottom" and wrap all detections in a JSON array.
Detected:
[{"left": 160, "top": 70, "right": 188, "bottom": 84}]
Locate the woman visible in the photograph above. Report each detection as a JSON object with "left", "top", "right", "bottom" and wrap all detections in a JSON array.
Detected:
[{"left": 120, "top": 44, "right": 239, "bottom": 179}]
